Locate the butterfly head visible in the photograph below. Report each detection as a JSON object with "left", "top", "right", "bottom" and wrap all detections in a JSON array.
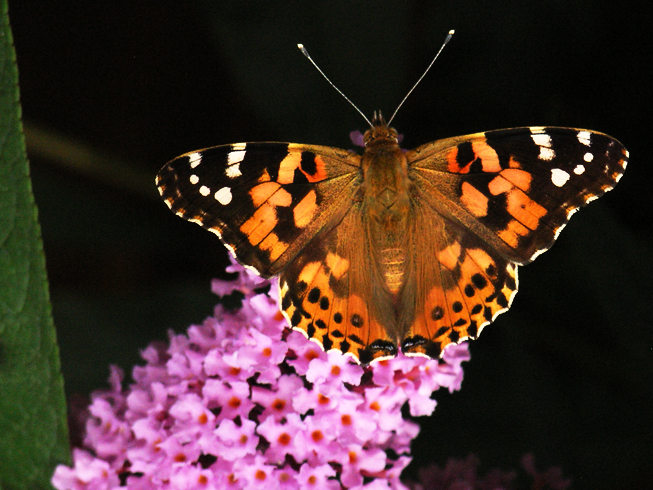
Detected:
[{"left": 364, "top": 111, "right": 399, "bottom": 148}]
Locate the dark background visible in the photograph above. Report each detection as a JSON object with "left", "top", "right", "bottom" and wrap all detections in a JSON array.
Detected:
[{"left": 9, "top": 1, "right": 652, "bottom": 488}]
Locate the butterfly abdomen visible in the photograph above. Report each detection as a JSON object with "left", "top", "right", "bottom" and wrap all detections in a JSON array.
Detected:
[{"left": 361, "top": 134, "right": 412, "bottom": 295}]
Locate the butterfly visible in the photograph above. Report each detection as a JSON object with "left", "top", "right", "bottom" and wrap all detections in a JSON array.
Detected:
[{"left": 156, "top": 111, "right": 628, "bottom": 364}]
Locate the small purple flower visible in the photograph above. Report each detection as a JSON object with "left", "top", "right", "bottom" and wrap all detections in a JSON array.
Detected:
[
  {"left": 251, "top": 374, "right": 304, "bottom": 421},
  {"left": 336, "top": 444, "right": 387, "bottom": 488},
  {"left": 257, "top": 413, "right": 308, "bottom": 464},
  {"left": 51, "top": 448, "right": 119, "bottom": 490},
  {"left": 233, "top": 454, "right": 277, "bottom": 490},
  {"left": 305, "top": 350, "right": 364, "bottom": 386},
  {"left": 203, "top": 379, "right": 256, "bottom": 422},
  {"left": 204, "top": 417, "right": 258, "bottom": 460},
  {"left": 349, "top": 130, "right": 366, "bottom": 148},
  {"left": 297, "top": 463, "right": 339, "bottom": 490},
  {"left": 301, "top": 411, "right": 340, "bottom": 458},
  {"left": 169, "top": 465, "right": 217, "bottom": 490},
  {"left": 52, "top": 257, "right": 471, "bottom": 489},
  {"left": 285, "top": 330, "right": 326, "bottom": 375}
]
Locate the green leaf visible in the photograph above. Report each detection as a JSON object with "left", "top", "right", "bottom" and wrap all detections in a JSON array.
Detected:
[{"left": 0, "top": 1, "right": 71, "bottom": 488}]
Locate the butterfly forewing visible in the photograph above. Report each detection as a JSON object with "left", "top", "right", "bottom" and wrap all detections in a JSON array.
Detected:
[
  {"left": 157, "top": 143, "right": 361, "bottom": 276},
  {"left": 408, "top": 127, "right": 628, "bottom": 264}
]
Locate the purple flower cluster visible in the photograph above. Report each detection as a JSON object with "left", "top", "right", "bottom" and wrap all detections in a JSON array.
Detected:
[{"left": 52, "top": 260, "right": 470, "bottom": 490}]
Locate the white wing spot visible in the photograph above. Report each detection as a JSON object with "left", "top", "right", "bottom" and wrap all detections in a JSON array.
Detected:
[
  {"left": 227, "top": 150, "right": 246, "bottom": 165},
  {"left": 577, "top": 131, "right": 591, "bottom": 147},
  {"left": 551, "top": 168, "right": 570, "bottom": 187},
  {"left": 552, "top": 221, "right": 569, "bottom": 242},
  {"left": 215, "top": 187, "right": 232, "bottom": 205},
  {"left": 199, "top": 185, "right": 211, "bottom": 196},
  {"left": 189, "top": 152, "right": 202, "bottom": 168},
  {"left": 225, "top": 162, "right": 242, "bottom": 178},
  {"left": 539, "top": 147, "right": 555, "bottom": 160},
  {"left": 531, "top": 133, "right": 552, "bottom": 147},
  {"left": 583, "top": 152, "right": 594, "bottom": 162},
  {"left": 190, "top": 174, "right": 199, "bottom": 185},
  {"left": 573, "top": 164, "right": 585, "bottom": 175},
  {"left": 232, "top": 143, "right": 247, "bottom": 151},
  {"left": 531, "top": 133, "right": 555, "bottom": 160},
  {"left": 530, "top": 126, "right": 546, "bottom": 134},
  {"left": 585, "top": 195, "right": 600, "bottom": 205}
]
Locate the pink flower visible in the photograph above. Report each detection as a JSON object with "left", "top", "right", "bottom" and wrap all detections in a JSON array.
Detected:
[
  {"left": 337, "top": 444, "right": 387, "bottom": 488},
  {"left": 204, "top": 417, "right": 259, "bottom": 460},
  {"left": 257, "top": 413, "right": 308, "bottom": 463},
  {"left": 233, "top": 454, "right": 277, "bottom": 490},
  {"left": 251, "top": 374, "right": 305, "bottom": 421},
  {"left": 52, "top": 449, "right": 119, "bottom": 490},
  {"left": 285, "top": 330, "right": 326, "bottom": 375},
  {"left": 52, "top": 257, "right": 471, "bottom": 489},
  {"left": 296, "top": 463, "right": 339, "bottom": 490},
  {"left": 202, "top": 379, "right": 256, "bottom": 422},
  {"left": 306, "top": 350, "right": 364, "bottom": 386},
  {"left": 300, "top": 412, "right": 340, "bottom": 460},
  {"left": 169, "top": 465, "right": 218, "bottom": 490}
]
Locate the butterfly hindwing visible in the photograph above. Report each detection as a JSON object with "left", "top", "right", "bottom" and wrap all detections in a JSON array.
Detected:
[
  {"left": 400, "top": 205, "right": 518, "bottom": 358},
  {"left": 408, "top": 127, "right": 628, "bottom": 264},
  {"left": 280, "top": 200, "right": 400, "bottom": 363},
  {"left": 157, "top": 143, "right": 361, "bottom": 276}
]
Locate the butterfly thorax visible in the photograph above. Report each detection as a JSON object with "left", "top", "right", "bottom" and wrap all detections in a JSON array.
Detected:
[{"left": 361, "top": 118, "right": 411, "bottom": 294}]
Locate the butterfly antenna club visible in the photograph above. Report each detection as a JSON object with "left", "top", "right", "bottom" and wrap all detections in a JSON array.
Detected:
[{"left": 387, "top": 29, "right": 455, "bottom": 126}]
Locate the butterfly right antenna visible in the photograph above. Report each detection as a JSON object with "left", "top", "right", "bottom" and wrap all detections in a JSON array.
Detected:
[{"left": 387, "top": 30, "right": 455, "bottom": 126}]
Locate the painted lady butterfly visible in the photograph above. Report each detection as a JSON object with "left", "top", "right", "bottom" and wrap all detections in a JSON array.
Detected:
[
  {"left": 157, "top": 32, "right": 626, "bottom": 364},
  {"left": 157, "top": 114, "right": 627, "bottom": 364}
]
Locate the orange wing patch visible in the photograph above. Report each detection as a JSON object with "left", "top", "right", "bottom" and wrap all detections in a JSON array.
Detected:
[
  {"left": 447, "top": 141, "right": 501, "bottom": 174},
  {"left": 460, "top": 182, "right": 489, "bottom": 217},
  {"left": 499, "top": 168, "right": 533, "bottom": 192},
  {"left": 325, "top": 252, "right": 349, "bottom": 279},
  {"left": 258, "top": 232, "right": 285, "bottom": 262},
  {"left": 250, "top": 182, "right": 282, "bottom": 207},
  {"left": 293, "top": 190, "right": 318, "bottom": 228},
  {"left": 437, "top": 241, "right": 462, "bottom": 271},
  {"left": 488, "top": 174, "right": 547, "bottom": 230},
  {"left": 278, "top": 146, "right": 329, "bottom": 183}
]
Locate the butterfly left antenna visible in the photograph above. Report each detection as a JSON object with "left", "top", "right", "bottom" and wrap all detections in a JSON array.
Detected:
[{"left": 297, "top": 44, "right": 374, "bottom": 128}]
